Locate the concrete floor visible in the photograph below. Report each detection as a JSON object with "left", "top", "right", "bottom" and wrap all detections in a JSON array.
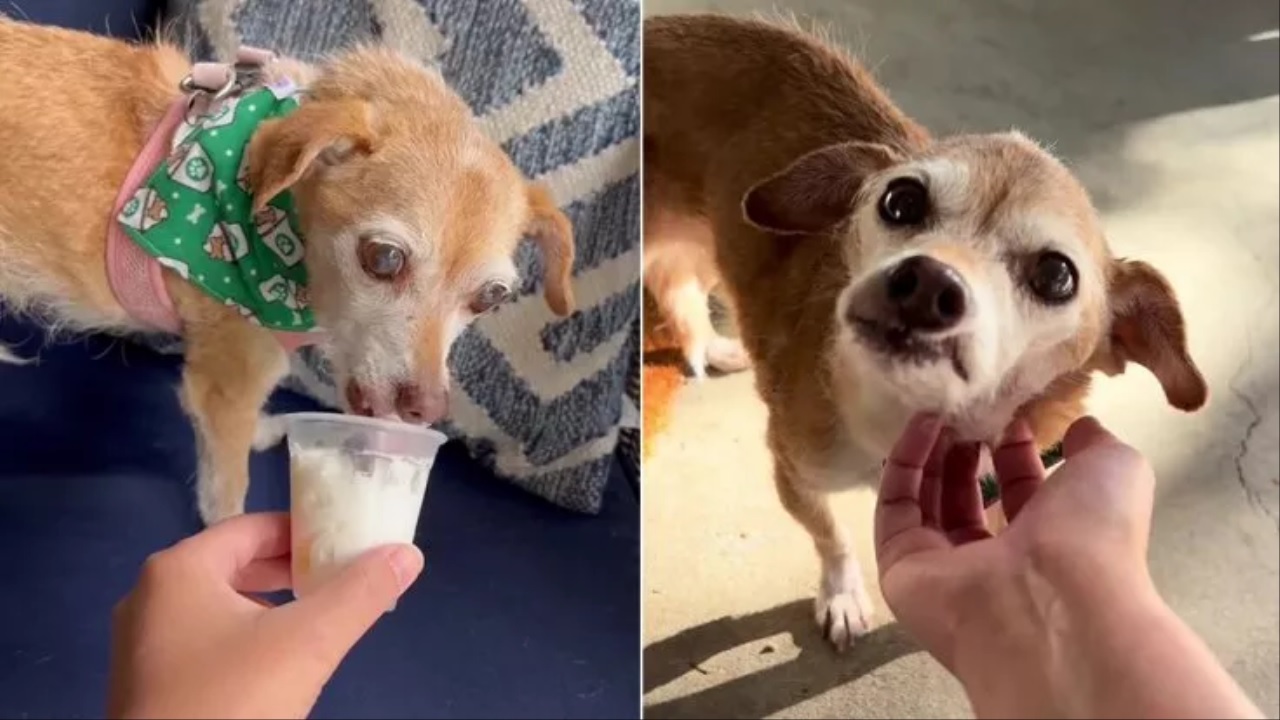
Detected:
[{"left": 641, "top": 2, "right": 1280, "bottom": 718}]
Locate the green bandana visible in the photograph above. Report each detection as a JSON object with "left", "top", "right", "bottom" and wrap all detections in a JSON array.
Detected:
[{"left": 117, "top": 83, "right": 315, "bottom": 331}]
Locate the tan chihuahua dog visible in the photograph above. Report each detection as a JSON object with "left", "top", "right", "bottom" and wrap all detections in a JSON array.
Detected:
[
  {"left": 0, "top": 19, "right": 574, "bottom": 524},
  {"left": 644, "top": 14, "right": 1206, "bottom": 650}
]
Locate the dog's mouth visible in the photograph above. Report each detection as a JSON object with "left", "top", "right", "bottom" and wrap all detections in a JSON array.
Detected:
[{"left": 850, "top": 317, "right": 969, "bottom": 382}]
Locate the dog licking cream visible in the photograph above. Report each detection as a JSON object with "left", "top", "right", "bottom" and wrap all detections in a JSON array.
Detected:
[{"left": 0, "top": 19, "right": 575, "bottom": 523}]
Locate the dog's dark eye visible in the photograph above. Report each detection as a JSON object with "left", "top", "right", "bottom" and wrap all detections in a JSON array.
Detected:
[
  {"left": 1028, "top": 251, "right": 1078, "bottom": 304},
  {"left": 878, "top": 177, "right": 930, "bottom": 226},
  {"left": 358, "top": 237, "right": 407, "bottom": 281},
  {"left": 470, "top": 281, "right": 512, "bottom": 315}
]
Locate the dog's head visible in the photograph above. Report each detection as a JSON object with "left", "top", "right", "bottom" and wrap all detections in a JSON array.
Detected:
[
  {"left": 743, "top": 132, "right": 1206, "bottom": 439},
  {"left": 246, "top": 47, "right": 574, "bottom": 423}
]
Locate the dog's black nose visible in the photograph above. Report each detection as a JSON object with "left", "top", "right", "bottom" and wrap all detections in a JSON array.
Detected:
[{"left": 883, "top": 255, "right": 968, "bottom": 331}]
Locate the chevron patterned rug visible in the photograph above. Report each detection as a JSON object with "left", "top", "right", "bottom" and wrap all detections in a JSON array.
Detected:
[{"left": 166, "top": 0, "right": 641, "bottom": 514}]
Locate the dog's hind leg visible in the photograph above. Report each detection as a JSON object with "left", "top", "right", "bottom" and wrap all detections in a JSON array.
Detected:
[
  {"left": 647, "top": 262, "right": 716, "bottom": 378},
  {"left": 179, "top": 313, "right": 289, "bottom": 525},
  {"left": 775, "top": 460, "right": 874, "bottom": 651},
  {"left": 644, "top": 208, "right": 750, "bottom": 378}
]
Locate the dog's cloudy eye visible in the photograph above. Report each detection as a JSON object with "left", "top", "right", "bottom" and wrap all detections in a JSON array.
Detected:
[
  {"left": 470, "top": 281, "right": 512, "bottom": 315},
  {"left": 878, "top": 177, "right": 930, "bottom": 226},
  {"left": 358, "top": 237, "right": 407, "bottom": 281},
  {"left": 1028, "top": 251, "right": 1078, "bottom": 304}
]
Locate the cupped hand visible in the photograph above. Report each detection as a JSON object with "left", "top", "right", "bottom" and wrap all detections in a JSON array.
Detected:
[
  {"left": 873, "top": 413, "right": 1156, "bottom": 688},
  {"left": 108, "top": 512, "right": 424, "bottom": 719}
]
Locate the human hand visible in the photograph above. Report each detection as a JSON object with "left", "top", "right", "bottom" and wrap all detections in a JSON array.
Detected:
[
  {"left": 107, "top": 512, "right": 424, "bottom": 719},
  {"left": 873, "top": 413, "right": 1158, "bottom": 716}
]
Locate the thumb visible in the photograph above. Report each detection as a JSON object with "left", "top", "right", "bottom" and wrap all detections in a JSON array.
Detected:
[
  {"left": 1061, "top": 415, "right": 1121, "bottom": 458},
  {"left": 285, "top": 544, "right": 424, "bottom": 666}
]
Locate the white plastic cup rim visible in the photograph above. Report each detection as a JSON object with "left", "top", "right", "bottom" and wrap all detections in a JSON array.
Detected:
[
  {"left": 283, "top": 411, "right": 448, "bottom": 442},
  {"left": 283, "top": 412, "right": 448, "bottom": 459}
]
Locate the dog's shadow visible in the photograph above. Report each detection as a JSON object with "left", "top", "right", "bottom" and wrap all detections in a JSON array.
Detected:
[{"left": 643, "top": 600, "right": 920, "bottom": 719}]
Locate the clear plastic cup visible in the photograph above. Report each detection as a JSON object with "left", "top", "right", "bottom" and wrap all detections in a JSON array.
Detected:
[{"left": 284, "top": 412, "right": 447, "bottom": 601}]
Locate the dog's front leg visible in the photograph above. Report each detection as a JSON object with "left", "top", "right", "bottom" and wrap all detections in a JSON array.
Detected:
[
  {"left": 179, "top": 317, "right": 289, "bottom": 525},
  {"left": 774, "top": 461, "right": 873, "bottom": 651}
]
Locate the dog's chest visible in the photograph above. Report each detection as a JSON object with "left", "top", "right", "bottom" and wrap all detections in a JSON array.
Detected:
[{"left": 792, "top": 441, "right": 885, "bottom": 493}]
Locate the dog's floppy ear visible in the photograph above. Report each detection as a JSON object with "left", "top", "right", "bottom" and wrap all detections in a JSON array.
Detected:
[
  {"left": 526, "top": 183, "right": 575, "bottom": 316},
  {"left": 246, "top": 99, "right": 376, "bottom": 212},
  {"left": 742, "top": 141, "right": 902, "bottom": 235},
  {"left": 1092, "top": 259, "right": 1207, "bottom": 411}
]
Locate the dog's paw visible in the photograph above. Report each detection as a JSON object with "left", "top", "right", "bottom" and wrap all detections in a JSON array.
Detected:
[
  {"left": 815, "top": 587, "right": 874, "bottom": 651},
  {"left": 252, "top": 413, "right": 288, "bottom": 451},
  {"left": 707, "top": 336, "right": 751, "bottom": 374},
  {"left": 815, "top": 557, "right": 874, "bottom": 651}
]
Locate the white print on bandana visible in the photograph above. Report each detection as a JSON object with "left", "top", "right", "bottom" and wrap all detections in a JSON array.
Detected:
[
  {"left": 258, "top": 275, "right": 309, "bottom": 310},
  {"left": 119, "top": 187, "right": 169, "bottom": 232},
  {"left": 156, "top": 257, "right": 190, "bottom": 280},
  {"left": 201, "top": 96, "right": 242, "bottom": 130},
  {"left": 203, "top": 222, "right": 249, "bottom": 262},
  {"left": 166, "top": 142, "right": 215, "bottom": 194},
  {"left": 254, "top": 206, "right": 304, "bottom": 266}
]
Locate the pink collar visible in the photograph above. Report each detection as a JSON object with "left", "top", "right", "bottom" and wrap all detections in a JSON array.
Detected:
[{"left": 105, "top": 52, "right": 318, "bottom": 352}]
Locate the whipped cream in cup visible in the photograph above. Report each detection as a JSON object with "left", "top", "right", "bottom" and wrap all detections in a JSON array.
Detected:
[{"left": 284, "top": 412, "right": 446, "bottom": 602}]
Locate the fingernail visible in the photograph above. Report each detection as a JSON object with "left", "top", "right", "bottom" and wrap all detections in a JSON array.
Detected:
[{"left": 387, "top": 545, "right": 424, "bottom": 593}]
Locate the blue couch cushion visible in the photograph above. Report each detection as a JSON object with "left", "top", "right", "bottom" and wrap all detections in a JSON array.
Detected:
[
  {"left": 0, "top": 317, "right": 639, "bottom": 718},
  {"left": 0, "top": 0, "right": 161, "bottom": 38}
]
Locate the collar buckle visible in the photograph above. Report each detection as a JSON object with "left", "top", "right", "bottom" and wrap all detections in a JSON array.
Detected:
[{"left": 179, "top": 46, "right": 278, "bottom": 120}]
